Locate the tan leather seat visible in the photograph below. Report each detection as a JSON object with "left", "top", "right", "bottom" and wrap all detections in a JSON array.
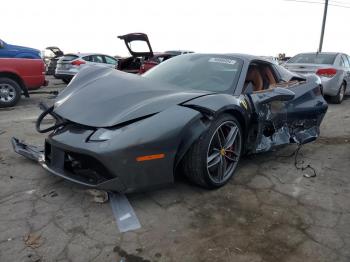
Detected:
[
  {"left": 262, "top": 67, "right": 277, "bottom": 87},
  {"left": 246, "top": 67, "right": 263, "bottom": 92}
]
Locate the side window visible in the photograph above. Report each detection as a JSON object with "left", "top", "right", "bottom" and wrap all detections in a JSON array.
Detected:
[
  {"left": 91, "top": 55, "right": 104, "bottom": 63},
  {"left": 338, "top": 56, "right": 345, "bottom": 67},
  {"left": 342, "top": 55, "right": 350, "bottom": 68},
  {"left": 104, "top": 56, "right": 117, "bottom": 65},
  {"left": 82, "top": 56, "right": 92, "bottom": 62}
]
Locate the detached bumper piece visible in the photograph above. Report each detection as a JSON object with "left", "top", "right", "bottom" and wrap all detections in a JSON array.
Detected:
[
  {"left": 11, "top": 137, "right": 125, "bottom": 192},
  {"left": 11, "top": 137, "right": 44, "bottom": 162}
]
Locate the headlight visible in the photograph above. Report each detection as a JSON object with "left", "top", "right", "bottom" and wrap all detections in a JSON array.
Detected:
[{"left": 89, "top": 128, "right": 122, "bottom": 142}]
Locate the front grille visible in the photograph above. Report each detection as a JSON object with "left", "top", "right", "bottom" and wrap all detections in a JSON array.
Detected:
[{"left": 45, "top": 142, "right": 114, "bottom": 185}]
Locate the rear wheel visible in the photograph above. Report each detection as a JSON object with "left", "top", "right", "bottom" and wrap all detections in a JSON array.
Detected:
[
  {"left": 182, "top": 114, "right": 243, "bottom": 188},
  {"left": 331, "top": 82, "right": 346, "bottom": 104},
  {"left": 0, "top": 77, "right": 21, "bottom": 108}
]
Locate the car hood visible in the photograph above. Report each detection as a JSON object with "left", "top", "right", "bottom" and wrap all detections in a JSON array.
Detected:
[
  {"left": 54, "top": 66, "right": 211, "bottom": 127},
  {"left": 8, "top": 44, "right": 40, "bottom": 54}
]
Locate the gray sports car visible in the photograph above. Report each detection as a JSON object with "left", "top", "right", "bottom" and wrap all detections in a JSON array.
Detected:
[{"left": 12, "top": 54, "right": 328, "bottom": 193}]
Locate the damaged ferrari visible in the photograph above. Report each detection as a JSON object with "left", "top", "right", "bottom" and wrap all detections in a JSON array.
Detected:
[{"left": 12, "top": 54, "right": 328, "bottom": 193}]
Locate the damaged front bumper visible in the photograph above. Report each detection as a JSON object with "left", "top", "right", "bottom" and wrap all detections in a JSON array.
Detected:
[{"left": 11, "top": 137, "right": 126, "bottom": 192}]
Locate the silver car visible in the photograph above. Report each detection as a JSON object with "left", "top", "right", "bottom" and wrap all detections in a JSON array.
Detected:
[
  {"left": 284, "top": 52, "right": 350, "bottom": 104},
  {"left": 55, "top": 53, "right": 118, "bottom": 84}
]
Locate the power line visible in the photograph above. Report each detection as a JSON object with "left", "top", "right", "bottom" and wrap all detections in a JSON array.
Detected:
[{"left": 283, "top": 0, "right": 350, "bottom": 8}]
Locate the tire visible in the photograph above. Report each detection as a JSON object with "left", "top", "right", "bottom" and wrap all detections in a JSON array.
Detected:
[
  {"left": 62, "top": 78, "right": 71, "bottom": 84},
  {"left": 331, "top": 82, "right": 346, "bottom": 104},
  {"left": 182, "top": 114, "right": 243, "bottom": 189},
  {"left": 0, "top": 77, "right": 21, "bottom": 108}
]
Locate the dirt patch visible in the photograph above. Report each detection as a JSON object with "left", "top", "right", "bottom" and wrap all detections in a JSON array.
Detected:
[{"left": 316, "top": 136, "right": 350, "bottom": 145}]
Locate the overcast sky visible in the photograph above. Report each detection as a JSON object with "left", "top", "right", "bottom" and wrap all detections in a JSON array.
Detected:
[{"left": 2, "top": 0, "right": 350, "bottom": 57}]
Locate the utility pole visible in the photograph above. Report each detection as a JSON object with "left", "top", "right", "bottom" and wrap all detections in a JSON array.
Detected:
[{"left": 318, "top": 0, "right": 329, "bottom": 52}]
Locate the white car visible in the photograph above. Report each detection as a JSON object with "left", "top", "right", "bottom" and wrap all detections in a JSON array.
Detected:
[{"left": 55, "top": 53, "right": 118, "bottom": 83}]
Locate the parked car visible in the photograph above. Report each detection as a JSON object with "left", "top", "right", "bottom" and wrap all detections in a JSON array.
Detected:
[
  {"left": 117, "top": 33, "right": 192, "bottom": 74},
  {"left": 139, "top": 51, "right": 195, "bottom": 74},
  {"left": 116, "top": 33, "right": 154, "bottom": 73},
  {"left": 44, "top": 46, "right": 64, "bottom": 75},
  {"left": 138, "top": 52, "right": 176, "bottom": 74},
  {"left": 55, "top": 53, "right": 118, "bottom": 83},
  {"left": 165, "top": 50, "right": 194, "bottom": 55},
  {"left": 12, "top": 53, "right": 327, "bottom": 193},
  {"left": 284, "top": 52, "right": 350, "bottom": 103},
  {"left": 0, "top": 58, "right": 48, "bottom": 107},
  {"left": 0, "top": 39, "right": 41, "bottom": 59}
]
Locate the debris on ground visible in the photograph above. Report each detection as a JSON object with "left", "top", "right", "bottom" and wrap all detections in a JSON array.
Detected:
[
  {"left": 109, "top": 193, "right": 141, "bottom": 232},
  {"left": 23, "top": 233, "right": 43, "bottom": 249},
  {"left": 42, "top": 190, "right": 58, "bottom": 198},
  {"left": 86, "top": 189, "right": 109, "bottom": 203}
]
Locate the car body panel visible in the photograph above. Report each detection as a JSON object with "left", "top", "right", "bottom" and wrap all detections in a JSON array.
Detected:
[
  {"left": 0, "top": 58, "right": 47, "bottom": 90},
  {"left": 0, "top": 39, "right": 41, "bottom": 59},
  {"left": 54, "top": 66, "right": 211, "bottom": 127},
  {"left": 12, "top": 53, "right": 328, "bottom": 193}
]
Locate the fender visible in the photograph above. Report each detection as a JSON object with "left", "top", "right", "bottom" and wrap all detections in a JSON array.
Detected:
[
  {"left": 173, "top": 93, "right": 252, "bottom": 165},
  {"left": 183, "top": 93, "right": 251, "bottom": 137}
]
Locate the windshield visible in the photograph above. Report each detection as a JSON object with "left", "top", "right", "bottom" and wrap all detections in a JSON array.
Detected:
[
  {"left": 288, "top": 53, "right": 336, "bottom": 65},
  {"left": 143, "top": 54, "right": 243, "bottom": 92}
]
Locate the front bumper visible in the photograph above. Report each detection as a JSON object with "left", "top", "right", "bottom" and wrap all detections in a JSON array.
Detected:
[{"left": 11, "top": 137, "right": 126, "bottom": 192}]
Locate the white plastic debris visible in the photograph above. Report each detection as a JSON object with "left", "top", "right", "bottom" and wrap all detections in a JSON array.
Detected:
[{"left": 109, "top": 192, "right": 141, "bottom": 233}]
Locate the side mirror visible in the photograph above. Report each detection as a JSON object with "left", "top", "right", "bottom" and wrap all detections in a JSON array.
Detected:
[
  {"left": 255, "top": 87, "right": 295, "bottom": 104},
  {"left": 0, "top": 40, "right": 4, "bottom": 48}
]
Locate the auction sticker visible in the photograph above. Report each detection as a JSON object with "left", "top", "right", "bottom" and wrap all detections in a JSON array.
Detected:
[{"left": 209, "top": 57, "right": 236, "bottom": 65}]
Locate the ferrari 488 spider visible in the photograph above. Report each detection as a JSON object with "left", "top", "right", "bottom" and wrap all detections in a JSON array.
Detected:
[{"left": 12, "top": 53, "right": 328, "bottom": 193}]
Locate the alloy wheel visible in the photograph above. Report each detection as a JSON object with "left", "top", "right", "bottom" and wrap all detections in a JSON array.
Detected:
[{"left": 206, "top": 120, "right": 242, "bottom": 183}]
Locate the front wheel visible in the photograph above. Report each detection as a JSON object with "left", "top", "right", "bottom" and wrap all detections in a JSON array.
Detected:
[
  {"left": 182, "top": 114, "right": 243, "bottom": 188},
  {"left": 331, "top": 82, "right": 346, "bottom": 104},
  {"left": 0, "top": 77, "right": 21, "bottom": 108}
]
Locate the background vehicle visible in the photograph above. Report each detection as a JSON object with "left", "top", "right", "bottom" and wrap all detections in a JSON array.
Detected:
[
  {"left": 0, "top": 39, "right": 41, "bottom": 59},
  {"left": 44, "top": 46, "right": 64, "bottom": 75},
  {"left": 138, "top": 52, "right": 176, "bottom": 74},
  {"left": 13, "top": 54, "right": 327, "bottom": 193},
  {"left": 116, "top": 33, "right": 154, "bottom": 73},
  {"left": 165, "top": 50, "right": 194, "bottom": 55},
  {"left": 117, "top": 33, "right": 193, "bottom": 74},
  {"left": 0, "top": 58, "right": 47, "bottom": 107},
  {"left": 284, "top": 52, "right": 350, "bottom": 103},
  {"left": 55, "top": 53, "right": 118, "bottom": 83}
]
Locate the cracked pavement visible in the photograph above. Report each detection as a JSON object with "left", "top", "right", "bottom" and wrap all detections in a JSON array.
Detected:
[{"left": 0, "top": 77, "right": 349, "bottom": 262}]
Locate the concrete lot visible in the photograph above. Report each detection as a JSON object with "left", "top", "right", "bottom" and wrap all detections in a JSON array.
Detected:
[{"left": 0, "top": 77, "right": 349, "bottom": 262}]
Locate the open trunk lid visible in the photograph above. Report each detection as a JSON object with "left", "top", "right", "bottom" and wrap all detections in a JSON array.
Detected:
[{"left": 118, "top": 33, "right": 153, "bottom": 58}]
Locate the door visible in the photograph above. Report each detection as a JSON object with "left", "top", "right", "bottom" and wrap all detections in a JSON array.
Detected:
[
  {"left": 103, "top": 55, "right": 118, "bottom": 68},
  {"left": 245, "top": 63, "right": 328, "bottom": 153},
  {"left": 341, "top": 55, "right": 350, "bottom": 86}
]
